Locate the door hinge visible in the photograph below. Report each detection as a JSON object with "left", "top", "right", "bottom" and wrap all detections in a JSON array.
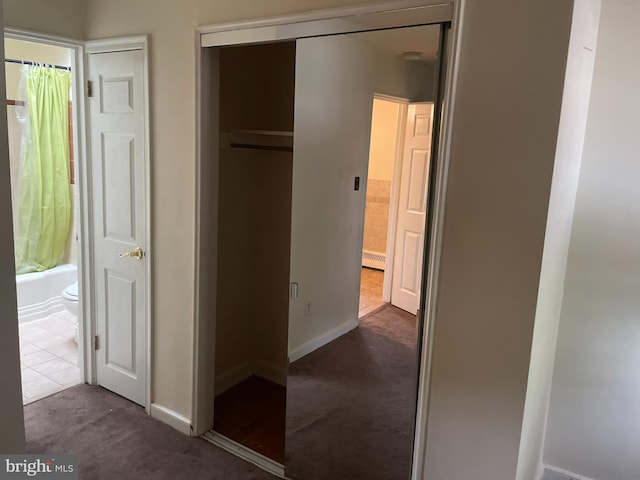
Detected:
[
  {"left": 87, "top": 80, "right": 93, "bottom": 98},
  {"left": 94, "top": 335, "right": 99, "bottom": 350}
]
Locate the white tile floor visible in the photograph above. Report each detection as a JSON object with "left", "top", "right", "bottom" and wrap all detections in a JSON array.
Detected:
[{"left": 19, "top": 311, "right": 80, "bottom": 405}]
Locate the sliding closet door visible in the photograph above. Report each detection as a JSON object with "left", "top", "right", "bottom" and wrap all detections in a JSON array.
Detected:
[
  {"left": 286, "top": 34, "right": 374, "bottom": 479},
  {"left": 286, "top": 24, "right": 445, "bottom": 480}
]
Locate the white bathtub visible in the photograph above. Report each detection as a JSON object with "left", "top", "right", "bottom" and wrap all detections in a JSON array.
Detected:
[{"left": 16, "top": 264, "right": 77, "bottom": 324}]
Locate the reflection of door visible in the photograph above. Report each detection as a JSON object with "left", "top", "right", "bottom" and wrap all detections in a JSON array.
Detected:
[
  {"left": 391, "top": 103, "right": 433, "bottom": 315},
  {"left": 88, "top": 44, "right": 149, "bottom": 406}
]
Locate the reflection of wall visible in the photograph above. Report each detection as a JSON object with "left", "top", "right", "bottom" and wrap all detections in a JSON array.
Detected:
[
  {"left": 363, "top": 98, "right": 400, "bottom": 258},
  {"left": 4, "top": 39, "right": 76, "bottom": 268}
]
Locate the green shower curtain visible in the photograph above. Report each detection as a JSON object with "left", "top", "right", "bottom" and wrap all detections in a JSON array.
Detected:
[{"left": 14, "top": 67, "right": 72, "bottom": 274}]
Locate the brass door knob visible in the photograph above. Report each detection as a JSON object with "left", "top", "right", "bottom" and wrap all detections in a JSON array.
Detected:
[{"left": 119, "top": 246, "right": 144, "bottom": 261}]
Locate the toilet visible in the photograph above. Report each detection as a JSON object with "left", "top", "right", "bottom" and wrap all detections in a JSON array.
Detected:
[{"left": 61, "top": 281, "right": 79, "bottom": 343}]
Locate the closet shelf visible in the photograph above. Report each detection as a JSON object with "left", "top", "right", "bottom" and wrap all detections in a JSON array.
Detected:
[{"left": 225, "top": 129, "right": 293, "bottom": 137}]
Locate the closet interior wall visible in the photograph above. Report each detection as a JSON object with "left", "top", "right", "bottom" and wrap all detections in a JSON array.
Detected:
[{"left": 214, "top": 42, "right": 295, "bottom": 395}]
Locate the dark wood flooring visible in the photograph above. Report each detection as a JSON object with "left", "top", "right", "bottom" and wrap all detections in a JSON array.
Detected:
[{"left": 213, "top": 375, "right": 286, "bottom": 464}]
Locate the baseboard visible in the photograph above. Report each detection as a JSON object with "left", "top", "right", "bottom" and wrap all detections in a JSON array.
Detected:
[
  {"left": 150, "top": 403, "right": 192, "bottom": 436},
  {"left": 253, "top": 360, "right": 287, "bottom": 386},
  {"left": 362, "top": 250, "right": 386, "bottom": 270},
  {"left": 289, "top": 318, "right": 359, "bottom": 363},
  {"left": 214, "top": 362, "right": 253, "bottom": 396},
  {"left": 19, "top": 297, "right": 65, "bottom": 324},
  {"left": 542, "top": 465, "right": 596, "bottom": 480}
]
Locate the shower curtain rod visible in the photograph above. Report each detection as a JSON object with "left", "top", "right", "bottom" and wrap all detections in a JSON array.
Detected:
[{"left": 4, "top": 58, "right": 71, "bottom": 71}]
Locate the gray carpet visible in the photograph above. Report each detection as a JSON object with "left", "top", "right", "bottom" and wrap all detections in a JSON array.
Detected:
[
  {"left": 286, "top": 304, "right": 418, "bottom": 480},
  {"left": 24, "top": 384, "right": 276, "bottom": 480},
  {"left": 24, "top": 305, "right": 417, "bottom": 480}
]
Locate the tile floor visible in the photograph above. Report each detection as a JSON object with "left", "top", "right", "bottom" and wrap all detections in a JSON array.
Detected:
[
  {"left": 19, "top": 310, "right": 80, "bottom": 405},
  {"left": 359, "top": 267, "right": 386, "bottom": 317}
]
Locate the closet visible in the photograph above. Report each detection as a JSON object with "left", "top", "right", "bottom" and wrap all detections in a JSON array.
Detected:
[
  {"left": 213, "top": 41, "right": 295, "bottom": 464},
  {"left": 202, "top": 21, "right": 446, "bottom": 480}
]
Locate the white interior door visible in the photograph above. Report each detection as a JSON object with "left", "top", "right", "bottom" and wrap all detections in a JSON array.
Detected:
[
  {"left": 391, "top": 102, "right": 434, "bottom": 315},
  {"left": 88, "top": 46, "right": 148, "bottom": 406}
]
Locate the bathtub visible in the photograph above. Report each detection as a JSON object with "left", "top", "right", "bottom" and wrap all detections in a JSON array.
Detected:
[{"left": 16, "top": 264, "right": 77, "bottom": 324}]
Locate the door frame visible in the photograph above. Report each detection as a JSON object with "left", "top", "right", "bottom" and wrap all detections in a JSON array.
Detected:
[
  {"left": 84, "top": 35, "right": 152, "bottom": 412},
  {"left": 192, "top": 3, "right": 465, "bottom": 480},
  {"left": 4, "top": 27, "right": 90, "bottom": 387}
]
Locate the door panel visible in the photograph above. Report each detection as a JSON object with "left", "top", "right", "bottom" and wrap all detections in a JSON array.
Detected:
[
  {"left": 89, "top": 48, "right": 147, "bottom": 406},
  {"left": 391, "top": 103, "right": 434, "bottom": 314}
]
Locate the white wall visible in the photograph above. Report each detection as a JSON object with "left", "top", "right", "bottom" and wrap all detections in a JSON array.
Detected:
[
  {"left": 288, "top": 33, "right": 374, "bottom": 360},
  {"left": 422, "top": 1, "right": 575, "bottom": 479},
  {"left": 543, "top": 1, "right": 640, "bottom": 479},
  {"left": 516, "top": 1, "right": 600, "bottom": 479},
  {"left": 3, "top": 0, "right": 86, "bottom": 39},
  {"left": 0, "top": 2, "right": 26, "bottom": 453}
]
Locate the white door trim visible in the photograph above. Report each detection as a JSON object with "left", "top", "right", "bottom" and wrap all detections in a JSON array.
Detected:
[
  {"left": 4, "top": 27, "right": 91, "bottom": 387},
  {"left": 84, "top": 35, "right": 152, "bottom": 413},
  {"left": 380, "top": 97, "right": 408, "bottom": 303},
  {"left": 193, "top": 4, "right": 464, "bottom": 480}
]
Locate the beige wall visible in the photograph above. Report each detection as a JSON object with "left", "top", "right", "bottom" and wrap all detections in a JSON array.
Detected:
[
  {"left": 543, "top": 1, "right": 640, "bottom": 479},
  {"left": 422, "top": 1, "right": 574, "bottom": 478},
  {"left": 367, "top": 98, "right": 399, "bottom": 182},
  {"left": 86, "top": 0, "right": 197, "bottom": 417},
  {"left": 0, "top": 3, "right": 26, "bottom": 453},
  {"left": 3, "top": 0, "right": 86, "bottom": 39},
  {"left": 5, "top": 39, "right": 71, "bottom": 100},
  {"left": 363, "top": 98, "right": 399, "bottom": 256}
]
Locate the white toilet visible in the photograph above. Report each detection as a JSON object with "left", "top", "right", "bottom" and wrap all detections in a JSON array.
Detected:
[{"left": 62, "top": 281, "right": 79, "bottom": 344}]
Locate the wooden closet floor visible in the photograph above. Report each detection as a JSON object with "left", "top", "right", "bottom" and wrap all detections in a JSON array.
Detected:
[{"left": 214, "top": 375, "right": 286, "bottom": 464}]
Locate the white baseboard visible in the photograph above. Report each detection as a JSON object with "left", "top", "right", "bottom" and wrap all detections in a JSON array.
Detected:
[
  {"left": 362, "top": 250, "right": 386, "bottom": 270},
  {"left": 214, "top": 362, "right": 253, "bottom": 396},
  {"left": 150, "top": 403, "right": 192, "bottom": 436},
  {"left": 253, "top": 360, "right": 287, "bottom": 386},
  {"left": 289, "top": 318, "right": 358, "bottom": 363},
  {"left": 19, "top": 297, "right": 65, "bottom": 324},
  {"left": 543, "top": 464, "right": 596, "bottom": 480}
]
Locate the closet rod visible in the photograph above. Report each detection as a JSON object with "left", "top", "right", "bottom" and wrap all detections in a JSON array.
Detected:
[
  {"left": 230, "top": 143, "right": 293, "bottom": 153},
  {"left": 5, "top": 58, "right": 71, "bottom": 71}
]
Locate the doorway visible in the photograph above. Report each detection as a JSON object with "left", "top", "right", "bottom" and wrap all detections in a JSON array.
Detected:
[
  {"left": 5, "top": 32, "right": 152, "bottom": 411},
  {"left": 196, "top": 12, "right": 448, "bottom": 478},
  {"left": 360, "top": 97, "right": 435, "bottom": 318},
  {"left": 360, "top": 96, "right": 405, "bottom": 318},
  {"left": 5, "top": 36, "right": 83, "bottom": 404}
]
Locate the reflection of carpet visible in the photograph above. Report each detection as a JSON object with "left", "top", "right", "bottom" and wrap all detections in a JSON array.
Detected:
[
  {"left": 286, "top": 304, "right": 418, "bottom": 480},
  {"left": 24, "top": 384, "right": 276, "bottom": 480}
]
